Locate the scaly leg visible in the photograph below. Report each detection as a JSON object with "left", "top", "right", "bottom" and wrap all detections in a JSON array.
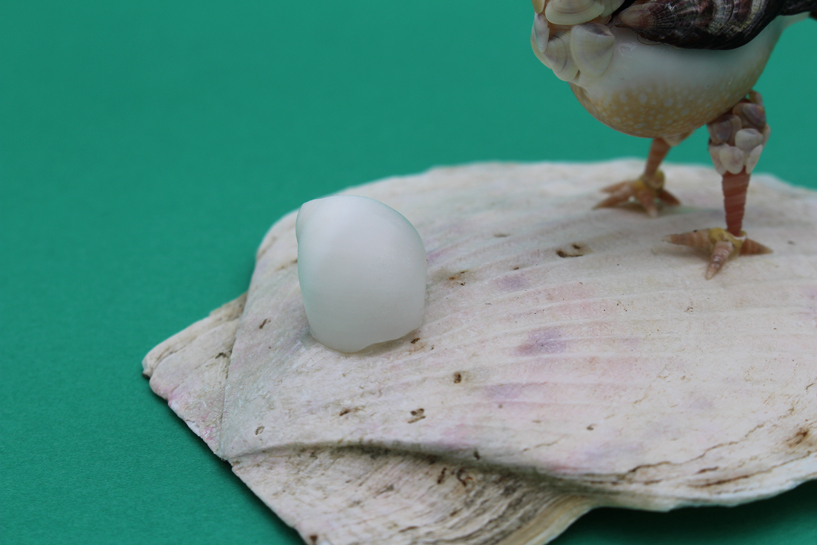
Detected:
[
  {"left": 664, "top": 91, "right": 772, "bottom": 279},
  {"left": 594, "top": 133, "right": 687, "bottom": 217}
]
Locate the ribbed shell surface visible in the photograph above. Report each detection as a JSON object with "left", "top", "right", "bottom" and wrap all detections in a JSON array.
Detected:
[{"left": 144, "top": 161, "right": 817, "bottom": 545}]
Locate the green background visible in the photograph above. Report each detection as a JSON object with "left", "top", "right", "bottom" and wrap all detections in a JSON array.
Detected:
[{"left": 2, "top": 2, "right": 815, "bottom": 543}]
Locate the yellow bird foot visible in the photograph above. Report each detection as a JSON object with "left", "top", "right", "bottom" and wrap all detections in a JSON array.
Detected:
[
  {"left": 663, "top": 227, "right": 772, "bottom": 279},
  {"left": 594, "top": 170, "right": 680, "bottom": 218}
]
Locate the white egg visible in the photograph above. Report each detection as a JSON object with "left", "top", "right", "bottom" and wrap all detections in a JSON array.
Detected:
[{"left": 296, "top": 195, "right": 427, "bottom": 353}]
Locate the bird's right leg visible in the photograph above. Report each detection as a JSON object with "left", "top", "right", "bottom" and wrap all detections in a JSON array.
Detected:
[
  {"left": 594, "top": 133, "right": 688, "bottom": 217},
  {"left": 663, "top": 91, "right": 772, "bottom": 279}
]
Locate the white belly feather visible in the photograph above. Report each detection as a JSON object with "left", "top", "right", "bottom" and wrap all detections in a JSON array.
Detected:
[{"left": 532, "top": 13, "right": 806, "bottom": 137}]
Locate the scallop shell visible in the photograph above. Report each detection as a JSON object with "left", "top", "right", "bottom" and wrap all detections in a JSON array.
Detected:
[
  {"left": 545, "top": 0, "right": 605, "bottom": 26},
  {"left": 618, "top": 0, "right": 817, "bottom": 50},
  {"left": 569, "top": 23, "right": 616, "bottom": 78},
  {"left": 543, "top": 31, "right": 579, "bottom": 82},
  {"left": 143, "top": 161, "right": 817, "bottom": 545}
]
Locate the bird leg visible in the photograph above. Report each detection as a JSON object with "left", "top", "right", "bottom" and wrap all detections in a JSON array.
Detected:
[
  {"left": 594, "top": 133, "right": 687, "bottom": 217},
  {"left": 664, "top": 91, "right": 772, "bottom": 279}
]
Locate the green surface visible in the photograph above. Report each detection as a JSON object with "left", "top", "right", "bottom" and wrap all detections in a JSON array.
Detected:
[{"left": 2, "top": 2, "right": 816, "bottom": 544}]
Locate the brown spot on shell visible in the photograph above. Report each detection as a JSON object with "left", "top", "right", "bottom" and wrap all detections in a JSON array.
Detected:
[
  {"left": 339, "top": 406, "right": 363, "bottom": 417},
  {"left": 557, "top": 242, "right": 590, "bottom": 258},
  {"left": 787, "top": 427, "right": 812, "bottom": 448},
  {"left": 375, "top": 484, "right": 395, "bottom": 496},
  {"left": 455, "top": 468, "right": 473, "bottom": 487},
  {"left": 408, "top": 408, "right": 426, "bottom": 423}
]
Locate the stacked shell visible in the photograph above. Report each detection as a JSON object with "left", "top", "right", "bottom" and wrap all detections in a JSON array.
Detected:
[
  {"left": 707, "top": 92, "right": 771, "bottom": 175},
  {"left": 531, "top": 0, "right": 624, "bottom": 84}
]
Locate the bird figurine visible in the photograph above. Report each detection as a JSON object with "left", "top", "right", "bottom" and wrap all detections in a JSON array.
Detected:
[{"left": 530, "top": 0, "right": 816, "bottom": 278}]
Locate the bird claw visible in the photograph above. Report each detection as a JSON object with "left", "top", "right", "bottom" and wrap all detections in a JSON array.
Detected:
[
  {"left": 663, "top": 227, "right": 772, "bottom": 279},
  {"left": 594, "top": 171, "right": 679, "bottom": 218}
]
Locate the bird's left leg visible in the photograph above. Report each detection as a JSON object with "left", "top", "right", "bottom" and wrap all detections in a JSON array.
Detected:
[
  {"left": 664, "top": 91, "right": 772, "bottom": 279},
  {"left": 594, "top": 133, "right": 688, "bottom": 217}
]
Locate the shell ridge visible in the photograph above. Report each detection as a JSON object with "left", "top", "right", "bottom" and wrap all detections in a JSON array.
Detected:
[{"left": 231, "top": 445, "right": 598, "bottom": 545}]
